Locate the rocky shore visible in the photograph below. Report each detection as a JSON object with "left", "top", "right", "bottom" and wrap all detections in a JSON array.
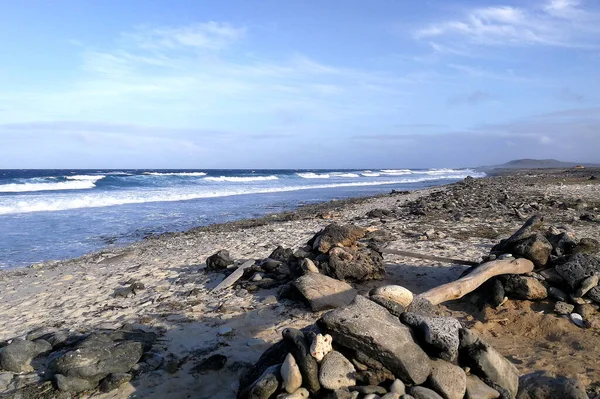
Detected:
[{"left": 1, "top": 168, "right": 599, "bottom": 398}]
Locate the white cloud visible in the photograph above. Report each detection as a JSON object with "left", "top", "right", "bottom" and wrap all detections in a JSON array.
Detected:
[{"left": 415, "top": 0, "right": 600, "bottom": 48}]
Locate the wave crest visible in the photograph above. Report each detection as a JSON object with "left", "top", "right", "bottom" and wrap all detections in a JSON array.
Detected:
[
  {"left": 203, "top": 175, "right": 279, "bottom": 182},
  {"left": 0, "top": 180, "right": 97, "bottom": 193},
  {"left": 144, "top": 172, "right": 207, "bottom": 177}
]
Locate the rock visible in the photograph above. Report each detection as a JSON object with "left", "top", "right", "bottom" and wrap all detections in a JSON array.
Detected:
[
  {"left": 319, "top": 351, "right": 357, "bottom": 390},
  {"left": 382, "top": 394, "right": 400, "bottom": 399},
  {"left": 390, "top": 379, "right": 406, "bottom": 395},
  {"left": 251, "top": 273, "right": 263, "bottom": 282},
  {"left": 277, "top": 388, "right": 310, "bottom": 399},
  {"left": 351, "top": 385, "right": 388, "bottom": 395},
  {"left": 539, "top": 269, "right": 565, "bottom": 286},
  {"left": 0, "top": 372, "right": 13, "bottom": 392},
  {"left": 0, "top": 339, "right": 52, "bottom": 373},
  {"left": 324, "top": 247, "right": 385, "bottom": 282},
  {"left": 364, "top": 395, "right": 382, "bottom": 399},
  {"left": 318, "top": 296, "right": 431, "bottom": 385},
  {"left": 400, "top": 313, "right": 461, "bottom": 362},
  {"left": 293, "top": 273, "right": 357, "bottom": 312},
  {"left": 546, "top": 232, "right": 577, "bottom": 257},
  {"left": 570, "top": 313, "right": 585, "bottom": 328},
  {"left": 192, "top": 354, "right": 228, "bottom": 373},
  {"left": 576, "top": 303, "right": 599, "bottom": 327},
  {"left": 503, "top": 275, "right": 548, "bottom": 300},
  {"left": 573, "top": 238, "right": 600, "bottom": 255},
  {"left": 310, "top": 334, "right": 333, "bottom": 362},
  {"left": 510, "top": 234, "right": 552, "bottom": 268},
  {"left": 55, "top": 374, "right": 99, "bottom": 392},
  {"left": 99, "top": 373, "right": 132, "bottom": 393},
  {"left": 206, "top": 250, "right": 235, "bottom": 271},
  {"left": 574, "top": 275, "right": 599, "bottom": 298},
  {"left": 427, "top": 359, "right": 467, "bottom": 399},
  {"left": 269, "top": 246, "right": 295, "bottom": 263},
  {"left": 218, "top": 327, "right": 233, "bottom": 336},
  {"left": 282, "top": 328, "right": 321, "bottom": 393},
  {"left": 409, "top": 386, "right": 444, "bottom": 399},
  {"left": 587, "top": 286, "right": 600, "bottom": 303},
  {"left": 249, "top": 364, "right": 281, "bottom": 399},
  {"left": 516, "top": 371, "right": 588, "bottom": 399},
  {"left": 367, "top": 209, "right": 394, "bottom": 218},
  {"left": 548, "top": 287, "right": 569, "bottom": 302},
  {"left": 370, "top": 295, "right": 406, "bottom": 317},
  {"left": 281, "top": 353, "right": 302, "bottom": 394},
  {"left": 465, "top": 375, "right": 500, "bottom": 399},
  {"left": 370, "top": 285, "right": 414, "bottom": 307},
  {"left": 555, "top": 254, "right": 600, "bottom": 290},
  {"left": 458, "top": 329, "right": 519, "bottom": 397},
  {"left": 301, "top": 259, "right": 320, "bottom": 274},
  {"left": 554, "top": 301, "right": 575, "bottom": 315},
  {"left": 406, "top": 296, "right": 439, "bottom": 317},
  {"left": 311, "top": 224, "right": 366, "bottom": 253},
  {"left": 53, "top": 337, "right": 143, "bottom": 382},
  {"left": 323, "top": 388, "right": 358, "bottom": 399},
  {"left": 579, "top": 213, "right": 596, "bottom": 222}
]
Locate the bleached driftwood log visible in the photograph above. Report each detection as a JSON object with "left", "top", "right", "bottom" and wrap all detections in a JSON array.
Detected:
[{"left": 415, "top": 258, "right": 534, "bottom": 305}]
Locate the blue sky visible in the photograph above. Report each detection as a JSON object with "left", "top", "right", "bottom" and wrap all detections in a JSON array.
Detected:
[{"left": 1, "top": 0, "right": 599, "bottom": 168}]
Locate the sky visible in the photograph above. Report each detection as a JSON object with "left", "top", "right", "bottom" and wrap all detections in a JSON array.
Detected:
[{"left": 0, "top": 0, "right": 599, "bottom": 169}]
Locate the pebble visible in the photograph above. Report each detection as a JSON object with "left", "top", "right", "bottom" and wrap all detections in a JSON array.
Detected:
[
  {"left": 319, "top": 351, "right": 356, "bottom": 390},
  {"left": 217, "top": 327, "right": 233, "bottom": 336},
  {"left": 370, "top": 285, "right": 414, "bottom": 307},
  {"left": 277, "top": 388, "right": 310, "bottom": 399},
  {"left": 310, "top": 334, "right": 333, "bottom": 362},
  {"left": 575, "top": 275, "right": 599, "bottom": 298},
  {"left": 390, "top": 379, "right": 406, "bottom": 395},
  {"left": 251, "top": 273, "right": 263, "bottom": 282},
  {"left": 281, "top": 353, "right": 303, "bottom": 393},
  {"left": 554, "top": 301, "right": 575, "bottom": 315},
  {"left": 570, "top": 313, "right": 585, "bottom": 328}
]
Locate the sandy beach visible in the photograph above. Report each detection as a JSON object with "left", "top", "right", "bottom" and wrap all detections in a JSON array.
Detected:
[{"left": 1, "top": 168, "right": 600, "bottom": 398}]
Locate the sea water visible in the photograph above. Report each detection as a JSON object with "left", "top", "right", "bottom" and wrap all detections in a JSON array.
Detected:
[{"left": 0, "top": 168, "right": 485, "bottom": 268}]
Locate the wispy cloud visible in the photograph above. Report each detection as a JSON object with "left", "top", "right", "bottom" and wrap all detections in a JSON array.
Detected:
[
  {"left": 448, "top": 90, "right": 495, "bottom": 105},
  {"left": 415, "top": 0, "right": 600, "bottom": 49}
]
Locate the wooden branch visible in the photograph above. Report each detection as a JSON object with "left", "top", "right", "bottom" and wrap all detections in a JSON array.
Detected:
[
  {"left": 211, "top": 259, "right": 255, "bottom": 294},
  {"left": 415, "top": 258, "right": 534, "bottom": 305},
  {"left": 381, "top": 249, "right": 479, "bottom": 267}
]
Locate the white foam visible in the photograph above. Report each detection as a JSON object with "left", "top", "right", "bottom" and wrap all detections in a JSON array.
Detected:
[
  {"left": 380, "top": 169, "right": 413, "bottom": 175},
  {"left": 66, "top": 175, "right": 106, "bottom": 181},
  {"left": 332, "top": 173, "right": 360, "bottom": 178},
  {"left": 361, "top": 172, "right": 380, "bottom": 177},
  {"left": 0, "top": 180, "right": 97, "bottom": 193},
  {"left": 296, "top": 173, "right": 330, "bottom": 179},
  {"left": 203, "top": 175, "right": 278, "bottom": 182},
  {"left": 0, "top": 172, "right": 486, "bottom": 215},
  {"left": 144, "top": 172, "right": 207, "bottom": 176}
]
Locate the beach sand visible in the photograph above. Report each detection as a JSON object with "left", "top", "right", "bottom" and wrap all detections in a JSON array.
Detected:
[{"left": 1, "top": 168, "right": 599, "bottom": 398}]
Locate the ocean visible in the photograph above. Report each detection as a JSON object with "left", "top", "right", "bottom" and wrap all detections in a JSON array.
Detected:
[{"left": 0, "top": 168, "right": 485, "bottom": 268}]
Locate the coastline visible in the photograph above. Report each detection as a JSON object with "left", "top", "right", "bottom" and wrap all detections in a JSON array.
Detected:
[{"left": 1, "top": 168, "right": 600, "bottom": 398}]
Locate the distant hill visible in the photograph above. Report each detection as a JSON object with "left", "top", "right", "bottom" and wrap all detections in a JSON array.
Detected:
[{"left": 479, "top": 158, "right": 599, "bottom": 170}]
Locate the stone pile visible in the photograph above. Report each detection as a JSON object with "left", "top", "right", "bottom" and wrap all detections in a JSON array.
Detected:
[
  {"left": 237, "top": 295, "right": 588, "bottom": 399},
  {"left": 477, "top": 215, "right": 600, "bottom": 328},
  {"left": 0, "top": 325, "right": 161, "bottom": 397}
]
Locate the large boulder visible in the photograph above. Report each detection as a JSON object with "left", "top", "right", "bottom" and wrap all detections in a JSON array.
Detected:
[
  {"left": 510, "top": 235, "right": 552, "bottom": 268},
  {"left": 516, "top": 371, "right": 588, "bottom": 399},
  {"left": 293, "top": 273, "right": 357, "bottom": 311},
  {"left": 323, "top": 247, "right": 385, "bottom": 282},
  {"left": 458, "top": 329, "right": 519, "bottom": 397},
  {"left": 503, "top": 276, "right": 548, "bottom": 300},
  {"left": 206, "top": 250, "right": 235, "bottom": 271},
  {"left": 555, "top": 254, "right": 600, "bottom": 290},
  {"left": 318, "top": 296, "right": 431, "bottom": 385},
  {"left": 310, "top": 224, "right": 366, "bottom": 254},
  {"left": 0, "top": 339, "right": 52, "bottom": 373},
  {"left": 401, "top": 313, "right": 462, "bottom": 362}
]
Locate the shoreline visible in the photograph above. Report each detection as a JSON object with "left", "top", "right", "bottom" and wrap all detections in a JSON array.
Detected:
[{"left": 1, "top": 168, "right": 600, "bottom": 398}]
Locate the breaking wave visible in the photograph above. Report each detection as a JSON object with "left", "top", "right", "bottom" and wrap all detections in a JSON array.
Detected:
[{"left": 203, "top": 175, "right": 279, "bottom": 182}]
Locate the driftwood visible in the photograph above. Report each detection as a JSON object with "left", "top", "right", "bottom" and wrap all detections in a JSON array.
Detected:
[
  {"left": 380, "top": 248, "right": 479, "bottom": 267},
  {"left": 416, "top": 258, "right": 534, "bottom": 305},
  {"left": 211, "top": 259, "right": 255, "bottom": 294}
]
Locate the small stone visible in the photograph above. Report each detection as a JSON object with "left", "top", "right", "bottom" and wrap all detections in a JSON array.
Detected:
[
  {"left": 465, "top": 375, "right": 499, "bottom": 399},
  {"left": 252, "top": 273, "right": 264, "bottom": 282},
  {"left": 364, "top": 395, "right": 382, "bottom": 399},
  {"left": 382, "top": 394, "right": 400, "bottom": 399},
  {"left": 249, "top": 364, "right": 281, "bottom": 399},
  {"left": 548, "top": 287, "right": 569, "bottom": 302},
  {"left": 277, "top": 388, "right": 310, "bottom": 399},
  {"left": 206, "top": 250, "right": 235, "bottom": 271},
  {"left": 370, "top": 285, "right": 414, "bottom": 307},
  {"left": 390, "top": 379, "right": 406, "bottom": 395},
  {"left": 554, "top": 301, "right": 575, "bottom": 315},
  {"left": 570, "top": 313, "right": 586, "bottom": 328},
  {"left": 301, "top": 259, "right": 320, "bottom": 273},
  {"left": 350, "top": 385, "right": 388, "bottom": 395},
  {"left": 503, "top": 275, "right": 547, "bottom": 300},
  {"left": 310, "top": 334, "right": 333, "bottom": 362},
  {"left": 281, "top": 353, "right": 303, "bottom": 393},
  {"left": 217, "top": 327, "right": 233, "bottom": 336},
  {"left": 319, "top": 351, "right": 356, "bottom": 390},
  {"left": 427, "top": 358, "right": 466, "bottom": 399},
  {"left": 401, "top": 313, "right": 461, "bottom": 362},
  {"left": 574, "top": 275, "right": 599, "bottom": 298},
  {"left": 409, "top": 386, "right": 444, "bottom": 399},
  {"left": 99, "top": 373, "right": 132, "bottom": 393}
]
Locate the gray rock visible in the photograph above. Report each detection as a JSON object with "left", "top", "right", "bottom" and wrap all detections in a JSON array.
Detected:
[
  {"left": 350, "top": 385, "right": 388, "bottom": 395},
  {"left": 55, "top": 374, "right": 99, "bottom": 392},
  {"left": 573, "top": 238, "right": 600, "bottom": 255},
  {"left": 401, "top": 396, "right": 416, "bottom": 399},
  {"left": 503, "top": 276, "right": 547, "bottom": 300},
  {"left": 319, "top": 351, "right": 356, "bottom": 390},
  {"left": 318, "top": 296, "right": 431, "bottom": 385},
  {"left": 390, "top": 379, "right": 406, "bottom": 395},
  {"left": 53, "top": 338, "right": 143, "bottom": 382},
  {"left": 277, "top": 388, "right": 310, "bottom": 399},
  {"left": 301, "top": 258, "right": 320, "bottom": 274},
  {"left": 323, "top": 388, "right": 357, "bottom": 399},
  {"left": 574, "top": 275, "right": 599, "bottom": 298},
  {"left": 548, "top": 287, "right": 569, "bottom": 302},
  {"left": 310, "top": 224, "right": 366, "bottom": 253},
  {"left": 281, "top": 353, "right": 302, "bottom": 393},
  {"left": 293, "top": 273, "right": 357, "bottom": 312},
  {"left": 0, "top": 339, "right": 52, "bottom": 373},
  {"left": 406, "top": 297, "right": 439, "bottom": 317},
  {"left": 206, "top": 250, "right": 234, "bottom": 271},
  {"left": 465, "top": 375, "right": 500, "bottom": 399},
  {"left": 516, "top": 371, "right": 588, "bottom": 399},
  {"left": 99, "top": 373, "right": 132, "bottom": 393},
  {"left": 370, "top": 295, "right": 407, "bottom": 317},
  {"left": 511, "top": 234, "right": 552, "bottom": 268},
  {"left": 409, "top": 386, "right": 444, "bottom": 399},
  {"left": 587, "top": 286, "right": 600, "bottom": 303},
  {"left": 401, "top": 313, "right": 461, "bottom": 362},
  {"left": 538, "top": 268, "right": 565, "bottom": 286},
  {"left": 0, "top": 372, "right": 14, "bottom": 392},
  {"left": 554, "top": 301, "right": 575, "bottom": 315},
  {"left": 556, "top": 254, "right": 600, "bottom": 290},
  {"left": 282, "top": 328, "right": 320, "bottom": 393},
  {"left": 323, "top": 247, "right": 386, "bottom": 282},
  {"left": 458, "top": 329, "right": 519, "bottom": 397},
  {"left": 382, "top": 394, "right": 400, "bottom": 399},
  {"left": 248, "top": 364, "right": 281, "bottom": 399},
  {"left": 427, "top": 358, "right": 467, "bottom": 399}
]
